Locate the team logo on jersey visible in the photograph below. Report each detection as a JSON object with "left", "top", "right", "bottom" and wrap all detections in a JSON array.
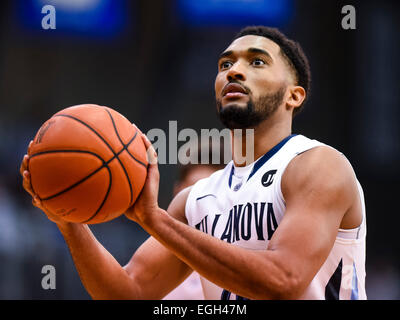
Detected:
[
  {"left": 195, "top": 201, "right": 279, "bottom": 243},
  {"left": 261, "top": 170, "right": 277, "bottom": 187}
]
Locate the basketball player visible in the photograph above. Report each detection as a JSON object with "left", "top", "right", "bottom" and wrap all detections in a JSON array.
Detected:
[{"left": 20, "top": 26, "right": 366, "bottom": 299}]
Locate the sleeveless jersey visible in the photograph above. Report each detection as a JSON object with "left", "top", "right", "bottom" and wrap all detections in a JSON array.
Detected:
[{"left": 185, "top": 134, "right": 367, "bottom": 300}]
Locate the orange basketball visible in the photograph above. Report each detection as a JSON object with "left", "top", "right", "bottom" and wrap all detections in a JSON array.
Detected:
[{"left": 28, "top": 104, "right": 148, "bottom": 224}]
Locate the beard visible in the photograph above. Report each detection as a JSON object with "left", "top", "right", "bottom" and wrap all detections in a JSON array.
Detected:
[{"left": 216, "top": 86, "right": 286, "bottom": 129}]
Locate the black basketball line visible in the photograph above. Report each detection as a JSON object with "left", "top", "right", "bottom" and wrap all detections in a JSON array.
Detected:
[
  {"left": 55, "top": 113, "right": 136, "bottom": 205},
  {"left": 103, "top": 108, "right": 133, "bottom": 206},
  {"left": 30, "top": 150, "right": 106, "bottom": 201},
  {"left": 88, "top": 130, "right": 138, "bottom": 223},
  {"left": 81, "top": 165, "right": 112, "bottom": 224},
  {"left": 29, "top": 133, "right": 137, "bottom": 222},
  {"left": 31, "top": 132, "right": 137, "bottom": 202},
  {"left": 30, "top": 149, "right": 104, "bottom": 161},
  {"left": 29, "top": 149, "right": 111, "bottom": 223},
  {"left": 54, "top": 114, "right": 115, "bottom": 152},
  {"left": 104, "top": 108, "right": 147, "bottom": 168}
]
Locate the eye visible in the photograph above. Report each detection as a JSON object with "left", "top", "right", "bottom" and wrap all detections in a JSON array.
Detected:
[
  {"left": 219, "top": 61, "right": 233, "bottom": 70},
  {"left": 251, "top": 58, "right": 266, "bottom": 66}
]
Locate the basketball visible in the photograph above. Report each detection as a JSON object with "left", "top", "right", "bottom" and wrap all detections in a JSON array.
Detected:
[{"left": 27, "top": 104, "right": 148, "bottom": 224}]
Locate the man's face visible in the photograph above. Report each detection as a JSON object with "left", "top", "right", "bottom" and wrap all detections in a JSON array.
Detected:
[{"left": 215, "top": 35, "right": 292, "bottom": 129}]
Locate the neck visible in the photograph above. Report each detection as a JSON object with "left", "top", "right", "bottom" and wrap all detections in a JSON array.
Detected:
[{"left": 231, "top": 114, "right": 292, "bottom": 167}]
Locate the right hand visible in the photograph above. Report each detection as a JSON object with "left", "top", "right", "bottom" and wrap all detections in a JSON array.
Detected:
[
  {"left": 20, "top": 141, "right": 71, "bottom": 227},
  {"left": 125, "top": 134, "right": 163, "bottom": 225}
]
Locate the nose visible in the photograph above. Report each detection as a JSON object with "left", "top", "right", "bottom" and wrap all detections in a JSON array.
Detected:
[{"left": 226, "top": 61, "right": 246, "bottom": 82}]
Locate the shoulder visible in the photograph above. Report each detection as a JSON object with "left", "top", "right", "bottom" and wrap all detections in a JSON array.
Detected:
[
  {"left": 285, "top": 145, "right": 355, "bottom": 182},
  {"left": 166, "top": 166, "right": 228, "bottom": 224},
  {"left": 166, "top": 186, "right": 193, "bottom": 224},
  {"left": 282, "top": 145, "right": 358, "bottom": 211}
]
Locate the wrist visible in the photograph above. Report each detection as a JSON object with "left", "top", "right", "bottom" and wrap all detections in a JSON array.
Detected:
[
  {"left": 56, "top": 220, "right": 78, "bottom": 233},
  {"left": 139, "top": 207, "right": 169, "bottom": 230}
]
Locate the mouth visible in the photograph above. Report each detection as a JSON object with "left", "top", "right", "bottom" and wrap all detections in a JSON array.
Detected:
[{"left": 222, "top": 82, "right": 248, "bottom": 99}]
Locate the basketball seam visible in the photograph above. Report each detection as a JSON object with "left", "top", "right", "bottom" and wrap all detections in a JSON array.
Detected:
[
  {"left": 104, "top": 108, "right": 147, "bottom": 168},
  {"left": 103, "top": 108, "right": 134, "bottom": 207},
  {"left": 29, "top": 150, "right": 107, "bottom": 201},
  {"left": 31, "top": 135, "right": 138, "bottom": 202},
  {"left": 32, "top": 112, "right": 144, "bottom": 223},
  {"left": 29, "top": 149, "right": 112, "bottom": 223},
  {"left": 29, "top": 139, "right": 136, "bottom": 223},
  {"left": 81, "top": 165, "right": 112, "bottom": 224},
  {"left": 94, "top": 132, "right": 139, "bottom": 222},
  {"left": 31, "top": 134, "right": 136, "bottom": 192},
  {"left": 30, "top": 149, "right": 103, "bottom": 160},
  {"left": 54, "top": 113, "right": 137, "bottom": 207}
]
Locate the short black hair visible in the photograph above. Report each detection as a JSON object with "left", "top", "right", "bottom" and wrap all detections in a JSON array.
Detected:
[{"left": 234, "top": 26, "right": 311, "bottom": 115}]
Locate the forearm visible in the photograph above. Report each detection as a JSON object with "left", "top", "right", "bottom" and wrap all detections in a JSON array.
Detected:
[
  {"left": 57, "top": 223, "right": 139, "bottom": 299},
  {"left": 140, "top": 210, "right": 293, "bottom": 300}
]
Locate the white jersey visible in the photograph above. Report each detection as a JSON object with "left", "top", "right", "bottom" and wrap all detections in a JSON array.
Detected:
[{"left": 185, "top": 134, "right": 367, "bottom": 300}]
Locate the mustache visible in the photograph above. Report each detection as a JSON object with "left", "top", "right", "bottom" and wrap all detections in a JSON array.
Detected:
[{"left": 222, "top": 80, "right": 252, "bottom": 95}]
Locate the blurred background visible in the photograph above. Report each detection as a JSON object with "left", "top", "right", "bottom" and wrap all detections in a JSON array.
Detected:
[{"left": 0, "top": 0, "right": 399, "bottom": 299}]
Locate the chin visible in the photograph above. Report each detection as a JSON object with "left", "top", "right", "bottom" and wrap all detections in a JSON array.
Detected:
[{"left": 220, "top": 102, "right": 247, "bottom": 111}]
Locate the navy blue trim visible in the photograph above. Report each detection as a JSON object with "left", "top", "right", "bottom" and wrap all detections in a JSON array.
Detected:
[
  {"left": 228, "top": 165, "right": 234, "bottom": 188},
  {"left": 196, "top": 194, "right": 216, "bottom": 201},
  {"left": 325, "top": 259, "right": 343, "bottom": 300},
  {"left": 236, "top": 295, "right": 250, "bottom": 300},
  {"left": 247, "top": 134, "right": 297, "bottom": 181},
  {"left": 227, "top": 134, "right": 297, "bottom": 188},
  {"left": 221, "top": 289, "right": 231, "bottom": 300}
]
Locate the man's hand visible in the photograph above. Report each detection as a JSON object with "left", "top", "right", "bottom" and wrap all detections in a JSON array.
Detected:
[
  {"left": 125, "top": 134, "right": 166, "bottom": 225},
  {"left": 20, "top": 141, "right": 71, "bottom": 227}
]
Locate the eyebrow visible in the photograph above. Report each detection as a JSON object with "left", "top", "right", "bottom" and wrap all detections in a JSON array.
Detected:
[
  {"left": 218, "top": 47, "right": 274, "bottom": 63},
  {"left": 248, "top": 47, "right": 273, "bottom": 62},
  {"left": 218, "top": 50, "right": 234, "bottom": 60}
]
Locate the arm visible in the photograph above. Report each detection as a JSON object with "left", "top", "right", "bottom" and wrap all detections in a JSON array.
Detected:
[
  {"left": 20, "top": 146, "right": 192, "bottom": 300},
  {"left": 58, "top": 208, "right": 193, "bottom": 300},
  {"left": 128, "top": 140, "right": 360, "bottom": 299}
]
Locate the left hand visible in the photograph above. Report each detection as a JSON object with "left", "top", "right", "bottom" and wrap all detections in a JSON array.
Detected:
[{"left": 125, "top": 134, "right": 161, "bottom": 224}]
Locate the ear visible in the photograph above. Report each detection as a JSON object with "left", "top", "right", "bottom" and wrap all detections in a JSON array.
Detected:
[{"left": 286, "top": 85, "right": 306, "bottom": 112}]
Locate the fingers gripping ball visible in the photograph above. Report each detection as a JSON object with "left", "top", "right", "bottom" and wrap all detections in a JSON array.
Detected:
[{"left": 28, "top": 104, "right": 148, "bottom": 224}]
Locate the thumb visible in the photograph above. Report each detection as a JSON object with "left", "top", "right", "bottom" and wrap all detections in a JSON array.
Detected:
[
  {"left": 143, "top": 134, "right": 158, "bottom": 167},
  {"left": 142, "top": 134, "right": 160, "bottom": 196}
]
